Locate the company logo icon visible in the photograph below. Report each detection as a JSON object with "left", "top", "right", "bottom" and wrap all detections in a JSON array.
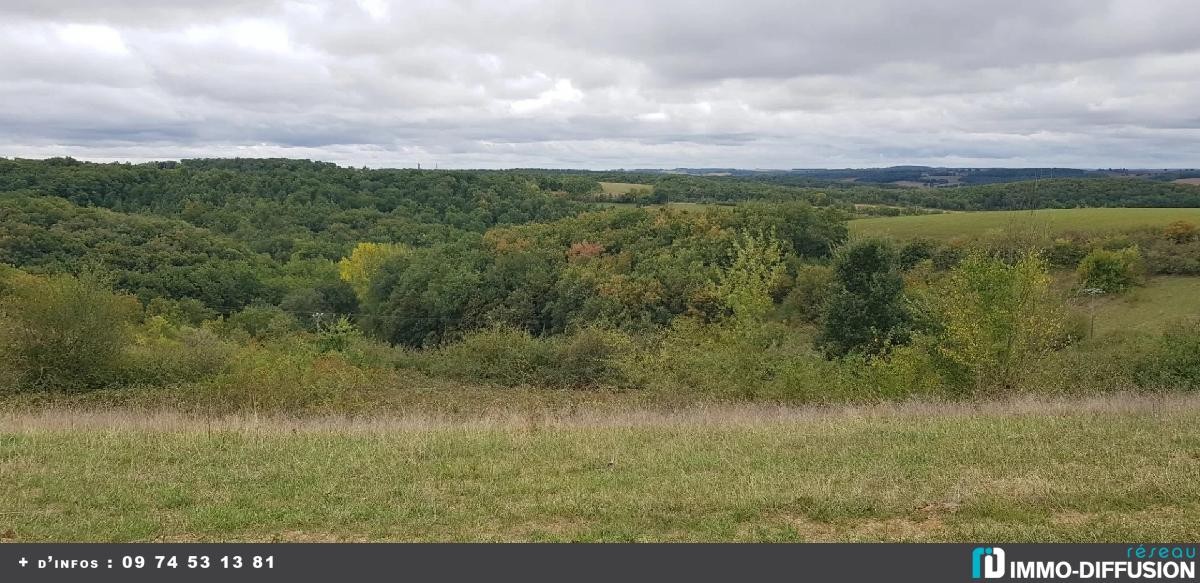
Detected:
[{"left": 972, "top": 547, "right": 1006, "bottom": 579}]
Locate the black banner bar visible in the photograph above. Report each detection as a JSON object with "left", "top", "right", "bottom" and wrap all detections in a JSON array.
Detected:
[{"left": 1, "top": 543, "right": 1196, "bottom": 582}]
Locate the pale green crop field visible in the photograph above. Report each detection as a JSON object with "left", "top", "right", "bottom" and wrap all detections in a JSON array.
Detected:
[
  {"left": 1084, "top": 277, "right": 1200, "bottom": 336},
  {"left": 598, "top": 182, "right": 652, "bottom": 196},
  {"left": 851, "top": 208, "right": 1200, "bottom": 240}
]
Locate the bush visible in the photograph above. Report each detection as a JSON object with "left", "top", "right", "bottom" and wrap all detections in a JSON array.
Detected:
[
  {"left": 414, "top": 326, "right": 633, "bottom": 388},
  {"left": 898, "top": 238, "right": 939, "bottom": 269},
  {"left": 1138, "top": 236, "right": 1200, "bottom": 276},
  {"left": 1077, "top": 247, "right": 1144, "bottom": 293},
  {"left": 210, "top": 304, "right": 298, "bottom": 341},
  {"left": 1047, "top": 238, "right": 1088, "bottom": 268},
  {"left": 199, "top": 339, "right": 389, "bottom": 413},
  {"left": 631, "top": 318, "right": 846, "bottom": 402},
  {"left": 145, "top": 297, "right": 215, "bottom": 327},
  {"left": 1134, "top": 320, "right": 1200, "bottom": 390},
  {"left": 1163, "top": 221, "right": 1198, "bottom": 244},
  {"left": 545, "top": 327, "right": 633, "bottom": 388},
  {"left": 314, "top": 316, "right": 362, "bottom": 353},
  {"left": 416, "top": 326, "right": 552, "bottom": 386},
  {"left": 119, "top": 324, "right": 235, "bottom": 385},
  {"left": 0, "top": 273, "right": 140, "bottom": 391}
]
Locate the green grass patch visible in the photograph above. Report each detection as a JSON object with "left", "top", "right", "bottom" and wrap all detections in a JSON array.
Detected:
[
  {"left": 598, "top": 182, "right": 652, "bottom": 196},
  {"left": 851, "top": 208, "right": 1200, "bottom": 240},
  {"left": 1083, "top": 277, "right": 1200, "bottom": 336},
  {"left": 3, "top": 397, "right": 1198, "bottom": 542}
]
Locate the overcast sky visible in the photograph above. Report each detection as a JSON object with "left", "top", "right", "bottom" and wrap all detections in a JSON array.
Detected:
[{"left": 2, "top": 0, "right": 1199, "bottom": 169}]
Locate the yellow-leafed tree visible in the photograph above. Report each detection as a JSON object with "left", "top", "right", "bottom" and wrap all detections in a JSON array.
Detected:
[{"left": 338, "top": 242, "right": 409, "bottom": 300}]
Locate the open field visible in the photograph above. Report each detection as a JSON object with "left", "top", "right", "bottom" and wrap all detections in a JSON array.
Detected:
[
  {"left": 3, "top": 395, "right": 1199, "bottom": 542},
  {"left": 1084, "top": 276, "right": 1200, "bottom": 335},
  {"left": 598, "top": 181, "right": 652, "bottom": 196},
  {"left": 1174, "top": 178, "right": 1200, "bottom": 186},
  {"left": 851, "top": 208, "right": 1200, "bottom": 239}
]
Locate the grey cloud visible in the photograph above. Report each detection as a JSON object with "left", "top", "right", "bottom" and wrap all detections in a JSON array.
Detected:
[{"left": 1, "top": 0, "right": 1199, "bottom": 168}]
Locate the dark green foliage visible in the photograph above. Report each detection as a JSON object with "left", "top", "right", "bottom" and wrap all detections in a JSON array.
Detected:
[
  {"left": 145, "top": 298, "right": 216, "bottom": 327},
  {"left": 0, "top": 272, "right": 140, "bottom": 391},
  {"left": 214, "top": 304, "right": 299, "bottom": 340},
  {"left": 816, "top": 239, "right": 911, "bottom": 358},
  {"left": 852, "top": 179, "right": 1200, "bottom": 211},
  {"left": 530, "top": 168, "right": 1200, "bottom": 210},
  {"left": 364, "top": 243, "right": 487, "bottom": 347},
  {"left": 1047, "top": 237, "right": 1089, "bottom": 268},
  {"left": 1134, "top": 320, "right": 1200, "bottom": 389},
  {"left": 0, "top": 195, "right": 272, "bottom": 311},
  {"left": 898, "top": 238, "right": 939, "bottom": 269},
  {"left": 0, "top": 158, "right": 581, "bottom": 254},
  {"left": 279, "top": 281, "right": 359, "bottom": 326},
  {"left": 727, "top": 202, "right": 848, "bottom": 258},
  {"left": 780, "top": 264, "right": 836, "bottom": 324},
  {"left": 360, "top": 205, "right": 847, "bottom": 347},
  {"left": 413, "top": 326, "right": 630, "bottom": 388}
]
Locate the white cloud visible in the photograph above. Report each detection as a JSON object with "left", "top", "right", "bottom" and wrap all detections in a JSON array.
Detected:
[
  {"left": 510, "top": 79, "right": 584, "bottom": 115},
  {"left": 55, "top": 23, "right": 129, "bottom": 55}
]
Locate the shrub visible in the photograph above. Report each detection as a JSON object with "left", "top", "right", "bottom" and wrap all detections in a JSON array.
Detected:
[
  {"left": 414, "top": 326, "right": 633, "bottom": 388},
  {"left": 1047, "top": 237, "right": 1088, "bottom": 268},
  {"left": 1134, "top": 320, "right": 1200, "bottom": 390},
  {"left": 0, "top": 273, "right": 140, "bottom": 391},
  {"left": 1077, "top": 247, "right": 1144, "bottom": 293},
  {"left": 1163, "top": 221, "right": 1197, "bottom": 244},
  {"left": 119, "top": 324, "right": 235, "bottom": 385},
  {"left": 416, "top": 326, "right": 552, "bottom": 386},
  {"left": 1138, "top": 236, "right": 1200, "bottom": 276},
  {"left": 546, "top": 327, "right": 632, "bottom": 388},
  {"left": 145, "top": 297, "right": 215, "bottom": 327},
  {"left": 200, "top": 339, "right": 388, "bottom": 413},
  {"left": 315, "top": 316, "right": 362, "bottom": 353},
  {"left": 898, "top": 238, "right": 939, "bottom": 269},
  {"left": 210, "top": 304, "right": 298, "bottom": 340},
  {"left": 633, "top": 318, "right": 839, "bottom": 401}
]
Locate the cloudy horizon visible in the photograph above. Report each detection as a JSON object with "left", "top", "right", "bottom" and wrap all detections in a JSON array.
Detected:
[{"left": 3, "top": 0, "right": 1199, "bottom": 170}]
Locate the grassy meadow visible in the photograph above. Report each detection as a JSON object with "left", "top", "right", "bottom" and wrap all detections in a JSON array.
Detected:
[
  {"left": 3, "top": 395, "right": 1199, "bottom": 542},
  {"left": 598, "top": 181, "right": 652, "bottom": 196},
  {"left": 851, "top": 207, "right": 1200, "bottom": 239},
  {"left": 1084, "top": 276, "right": 1200, "bottom": 336}
]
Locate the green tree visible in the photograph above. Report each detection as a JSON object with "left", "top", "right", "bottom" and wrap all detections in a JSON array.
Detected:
[
  {"left": 781, "top": 264, "right": 837, "bottom": 324},
  {"left": 933, "top": 252, "right": 1063, "bottom": 392},
  {"left": 338, "top": 242, "right": 410, "bottom": 300},
  {"left": 816, "top": 239, "right": 910, "bottom": 358},
  {"left": 715, "top": 232, "right": 786, "bottom": 324},
  {"left": 363, "top": 243, "right": 485, "bottom": 347}
]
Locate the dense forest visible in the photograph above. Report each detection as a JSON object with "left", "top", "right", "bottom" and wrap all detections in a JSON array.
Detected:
[
  {"left": 526, "top": 169, "right": 1200, "bottom": 209},
  {"left": 2, "top": 157, "right": 1198, "bottom": 408}
]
